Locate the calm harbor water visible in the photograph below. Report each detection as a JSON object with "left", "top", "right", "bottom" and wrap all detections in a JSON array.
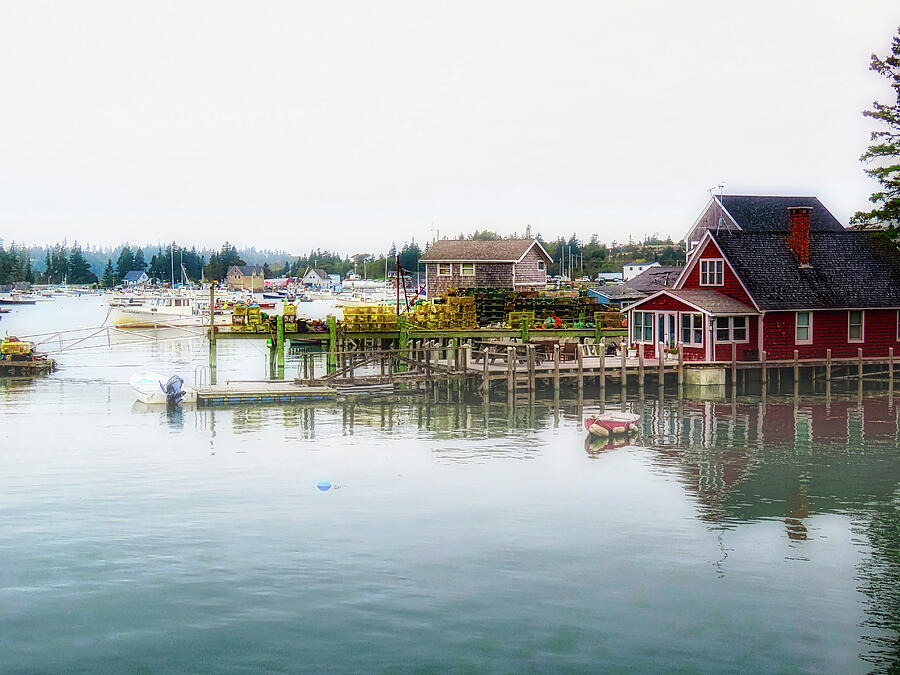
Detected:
[{"left": 1, "top": 297, "right": 898, "bottom": 672}]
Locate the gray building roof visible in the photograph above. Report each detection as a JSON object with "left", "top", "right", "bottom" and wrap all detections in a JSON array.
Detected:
[
  {"left": 719, "top": 196, "right": 844, "bottom": 233},
  {"left": 624, "top": 265, "right": 683, "bottom": 294},
  {"left": 420, "top": 238, "right": 551, "bottom": 263},
  {"left": 712, "top": 230, "right": 900, "bottom": 310},
  {"left": 123, "top": 270, "right": 147, "bottom": 282},
  {"left": 230, "top": 265, "right": 263, "bottom": 276}
]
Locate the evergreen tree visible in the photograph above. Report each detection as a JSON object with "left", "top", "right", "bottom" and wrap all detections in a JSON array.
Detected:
[
  {"left": 853, "top": 26, "right": 900, "bottom": 232},
  {"left": 115, "top": 246, "right": 135, "bottom": 281},
  {"left": 134, "top": 248, "right": 146, "bottom": 271},
  {"left": 68, "top": 243, "right": 98, "bottom": 284},
  {"left": 101, "top": 259, "right": 116, "bottom": 288}
]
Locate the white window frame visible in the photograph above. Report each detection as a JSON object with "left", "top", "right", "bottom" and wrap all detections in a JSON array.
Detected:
[
  {"left": 460, "top": 262, "right": 475, "bottom": 276},
  {"left": 537, "top": 260, "right": 545, "bottom": 271},
  {"left": 714, "top": 316, "right": 749, "bottom": 343},
  {"left": 699, "top": 258, "right": 724, "bottom": 286},
  {"left": 795, "top": 311, "right": 812, "bottom": 345},
  {"left": 437, "top": 263, "right": 451, "bottom": 276},
  {"left": 632, "top": 311, "right": 654, "bottom": 343},
  {"left": 680, "top": 312, "right": 703, "bottom": 346},
  {"left": 848, "top": 310, "right": 864, "bottom": 343}
]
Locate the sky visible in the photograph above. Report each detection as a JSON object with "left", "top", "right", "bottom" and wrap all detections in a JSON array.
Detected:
[{"left": 1, "top": 1, "right": 898, "bottom": 255}]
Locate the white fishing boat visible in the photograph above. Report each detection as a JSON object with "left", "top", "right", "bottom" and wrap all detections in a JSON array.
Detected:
[
  {"left": 109, "top": 292, "right": 231, "bottom": 328},
  {"left": 129, "top": 371, "right": 197, "bottom": 404}
]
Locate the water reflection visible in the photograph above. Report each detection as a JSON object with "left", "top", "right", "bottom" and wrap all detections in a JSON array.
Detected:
[{"left": 247, "top": 392, "right": 897, "bottom": 671}]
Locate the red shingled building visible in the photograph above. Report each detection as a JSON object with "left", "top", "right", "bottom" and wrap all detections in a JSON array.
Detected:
[{"left": 625, "top": 195, "right": 900, "bottom": 361}]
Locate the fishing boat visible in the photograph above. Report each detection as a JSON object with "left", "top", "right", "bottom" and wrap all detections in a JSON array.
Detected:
[
  {"left": 109, "top": 293, "right": 231, "bottom": 328},
  {"left": 0, "top": 294, "right": 37, "bottom": 305},
  {"left": 584, "top": 412, "right": 640, "bottom": 438},
  {"left": 129, "top": 371, "right": 197, "bottom": 405}
]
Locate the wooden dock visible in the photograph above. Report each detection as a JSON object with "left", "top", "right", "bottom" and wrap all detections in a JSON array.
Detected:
[{"left": 195, "top": 382, "right": 337, "bottom": 407}]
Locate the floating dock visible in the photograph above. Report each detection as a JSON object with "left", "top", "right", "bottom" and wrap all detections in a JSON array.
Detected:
[{"left": 195, "top": 382, "right": 336, "bottom": 407}]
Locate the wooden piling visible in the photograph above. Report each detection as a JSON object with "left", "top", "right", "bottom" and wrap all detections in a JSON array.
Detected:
[
  {"left": 577, "top": 343, "right": 584, "bottom": 396},
  {"left": 761, "top": 350, "right": 767, "bottom": 387},
  {"left": 620, "top": 345, "right": 627, "bottom": 391},
  {"left": 731, "top": 343, "right": 737, "bottom": 386},
  {"left": 527, "top": 344, "right": 536, "bottom": 395},
  {"left": 599, "top": 343, "right": 606, "bottom": 390},
  {"left": 890, "top": 347, "right": 894, "bottom": 387},
  {"left": 826, "top": 348, "right": 832, "bottom": 382},
  {"left": 658, "top": 342, "right": 665, "bottom": 384},
  {"left": 677, "top": 347, "right": 683, "bottom": 389},
  {"left": 208, "top": 285, "right": 217, "bottom": 385},
  {"left": 638, "top": 343, "right": 644, "bottom": 384},
  {"left": 858, "top": 347, "right": 864, "bottom": 382},
  {"left": 793, "top": 349, "right": 799, "bottom": 385},
  {"left": 481, "top": 348, "right": 490, "bottom": 395},
  {"left": 507, "top": 346, "right": 515, "bottom": 396},
  {"left": 553, "top": 344, "right": 560, "bottom": 393}
]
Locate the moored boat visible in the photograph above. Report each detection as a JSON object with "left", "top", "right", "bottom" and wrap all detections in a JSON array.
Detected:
[
  {"left": 584, "top": 412, "right": 640, "bottom": 438},
  {"left": 129, "top": 371, "right": 197, "bottom": 404}
]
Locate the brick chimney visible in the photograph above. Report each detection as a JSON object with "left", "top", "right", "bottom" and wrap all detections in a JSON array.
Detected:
[{"left": 787, "top": 206, "right": 812, "bottom": 266}]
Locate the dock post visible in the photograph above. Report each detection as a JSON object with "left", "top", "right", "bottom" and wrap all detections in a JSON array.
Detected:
[
  {"left": 826, "top": 348, "right": 832, "bottom": 382},
  {"left": 577, "top": 343, "right": 584, "bottom": 397},
  {"left": 761, "top": 350, "right": 767, "bottom": 387},
  {"left": 481, "top": 348, "right": 490, "bottom": 396},
  {"left": 599, "top": 341, "right": 606, "bottom": 391},
  {"left": 527, "top": 344, "right": 536, "bottom": 397},
  {"left": 553, "top": 344, "right": 561, "bottom": 394},
  {"left": 731, "top": 343, "right": 737, "bottom": 387},
  {"left": 658, "top": 342, "right": 665, "bottom": 385},
  {"left": 309, "top": 352, "right": 315, "bottom": 380},
  {"left": 677, "top": 347, "right": 684, "bottom": 390},
  {"left": 398, "top": 315, "right": 408, "bottom": 373},
  {"left": 507, "top": 346, "right": 515, "bottom": 397},
  {"left": 326, "top": 315, "right": 337, "bottom": 373},
  {"left": 792, "top": 349, "right": 798, "bottom": 384},
  {"left": 276, "top": 315, "right": 285, "bottom": 379},
  {"left": 638, "top": 343, "right": 645, "bottom": 387},
  {"left": 890, "top": 347, "right": 894, "bottom": 387},
  {"left": 858, "top": 347, "right": 864, "bottom": 382},
  {"left": 620, "top": 345, "right": 627, "bottom": 392},
  {"left": 208, "top": 285, "right": 217, "bottom": 385}
]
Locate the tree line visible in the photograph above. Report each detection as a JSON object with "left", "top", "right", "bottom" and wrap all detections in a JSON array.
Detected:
[{"left": 0, "top": 234, "right": 685, "bottom": 287}]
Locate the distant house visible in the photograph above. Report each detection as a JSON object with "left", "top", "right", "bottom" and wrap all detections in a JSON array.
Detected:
[
  {"left": 626, "top": 195, "right": 900, "bottom": 362},
  {"left": 623, "top": 262, "right": 660, "bottom": 281},
  {"left": 122, "top": 270, "right": 149, "bottom": 286},
  {"left": 226, "top": 265, "right": 265, "bottom": 291},
  {"left": 419, "top": 238, "right": 552, "bottom": 299},
  {"left": 587, "top": 284, "right": 645, "bottom": 309},
  {"left": 301, "top": 268, "right": 336, "bottom": 288},
  {"left": 596, "top": 272, "right": 623, "bottom": 283},
  {"left": 624, "top": 265, "right": 683, "bottom": 295}
]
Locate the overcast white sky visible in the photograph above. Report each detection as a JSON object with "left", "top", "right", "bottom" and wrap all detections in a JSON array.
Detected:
[{"left": 1, "top": 1, "right": 898, "bottom": 254}]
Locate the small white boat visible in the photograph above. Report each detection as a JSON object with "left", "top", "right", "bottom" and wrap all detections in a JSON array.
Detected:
[
  {"left": 129, "top": 370, "right": 197, "bottom": 404},
  {"left": 584, "top": 412, "right": 640, "bottom": 438}
]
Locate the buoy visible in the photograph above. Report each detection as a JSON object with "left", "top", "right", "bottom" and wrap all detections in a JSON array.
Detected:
[{"left": 317, "top": 481, "right": 331, "bottom": 492}]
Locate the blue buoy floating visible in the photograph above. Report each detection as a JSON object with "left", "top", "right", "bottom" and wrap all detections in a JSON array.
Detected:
[{"left": 317, "top": 481, "right": 332, "bottom": 492}]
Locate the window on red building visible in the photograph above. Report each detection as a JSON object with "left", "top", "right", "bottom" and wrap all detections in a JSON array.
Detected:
[
  {"left": 796, "top": 312, "right": 812, "bottom": 344},
  {"left": 699, "top": 259, "right": 724, "bottom": 286},
  {"left": 848, "top": 311, "right": 864, "bottom": 342}
]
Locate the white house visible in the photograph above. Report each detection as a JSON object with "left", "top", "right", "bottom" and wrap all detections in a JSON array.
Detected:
[
  {"left": 301, "top": 268, "right": 336, "bottom": 288},
  {"left": 622, "top": 262, "right": 660, "bottom": 282}
]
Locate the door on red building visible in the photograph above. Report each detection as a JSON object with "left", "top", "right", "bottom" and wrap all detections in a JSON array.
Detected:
[{"left": 657, "top": 312, "right": 677, "bottom": 349}]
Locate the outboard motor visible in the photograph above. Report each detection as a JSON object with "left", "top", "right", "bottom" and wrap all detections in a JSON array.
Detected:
[{"left": 164, "top": 375, "right": 186, "bottom": 407}]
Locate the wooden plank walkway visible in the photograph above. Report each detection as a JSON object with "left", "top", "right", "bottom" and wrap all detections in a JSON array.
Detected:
[{"left": 196, "top": 382, "right": 337, "bottom": 406}]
